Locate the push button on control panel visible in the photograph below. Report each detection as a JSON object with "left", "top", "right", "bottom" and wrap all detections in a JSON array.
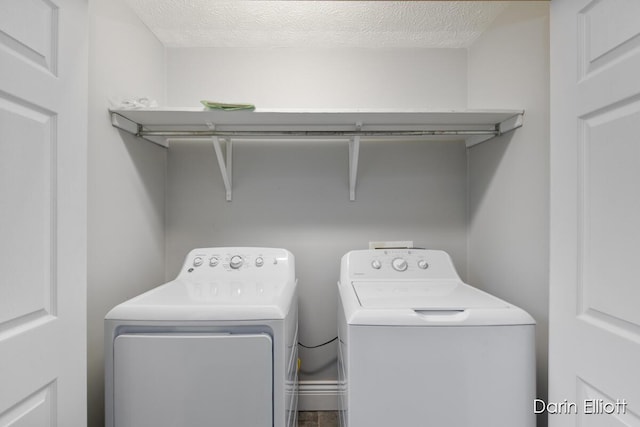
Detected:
[
  {"left": 209, "top": 257, "right": 219, "bottom": 267},
  {"left": 255, "top": 257, "right": 264, "bottom": 267},
  {"left": 371, "top": 260, "right": 382, "bottom": 270},
  {"left": 193, "top": 257, "right": 203, "bottom": 267}
]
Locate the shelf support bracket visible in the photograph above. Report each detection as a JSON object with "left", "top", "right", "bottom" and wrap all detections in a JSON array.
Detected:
[
  {"left": 212, "top": 136, "right": 233, "bottom": 201},
  {"left": 349, "top": 130, "right": 361, "bottom": 201},
  {"left": 497, "top": 112, "right": 524, "bottom": 135}
]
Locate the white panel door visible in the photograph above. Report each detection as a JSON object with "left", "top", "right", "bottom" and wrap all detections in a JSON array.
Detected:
[
  {"left": 0, "top": 0, "right": 87, "bottom": 425},
  {"left": 550, "top": 0, "right": 640, "bottom": 426}
]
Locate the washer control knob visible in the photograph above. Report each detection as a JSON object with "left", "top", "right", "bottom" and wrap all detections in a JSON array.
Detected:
[
  {"left": 209, "top": 257, "right": 219, "bottom": 267},
  {"left": 229, "top": 255, "right": 243, "bottom": 269},
  {"left": 417, "top": 260, "right": 429, "bottom": 270},
  {"left": 371, "top": 260, "right": 382, "bottom": 270},
  {"left": 391, "top": 257, "right": 408, "bottom": 272},
  {"left": 255, "top": 257, "right": 264, "bottom": 267},
  {"left": 193, "top": 257, "right": 203, "bottom": 267}
]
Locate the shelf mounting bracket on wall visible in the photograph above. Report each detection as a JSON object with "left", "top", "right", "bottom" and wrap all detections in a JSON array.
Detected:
[
  {"left": 348, "top": 122, "right": 362, "bottom": 201},
  {"left": 212, "top": 136, "right": 233, "bottom": 201}
]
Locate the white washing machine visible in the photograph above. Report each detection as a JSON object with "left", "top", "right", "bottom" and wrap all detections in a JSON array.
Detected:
[
  {"left": 105, "top": 247, "right": 298, "bottom": 427},
  {"left": 337, "top": 249, "right": 536, "bottom": 427}
]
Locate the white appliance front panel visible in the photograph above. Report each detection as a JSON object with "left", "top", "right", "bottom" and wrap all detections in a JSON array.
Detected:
[
  {"left": 344, "top": 324, "right": 536, "bottom": 427},
  {"left": 114, "top": 333, "right": 272, "bottom": 427}
]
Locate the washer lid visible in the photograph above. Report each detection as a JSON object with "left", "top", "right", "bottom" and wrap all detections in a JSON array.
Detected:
[
  {"left": 342, "top": 280, "right": 535, "bottom": 326},
  {"left": 353, "top": 280, "right": 509, "bottom": 310}
]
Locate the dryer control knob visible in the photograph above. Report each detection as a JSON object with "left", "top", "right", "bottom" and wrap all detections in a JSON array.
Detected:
[
  {"left": 417, "top": 260, "right": 429, "bottom": 270},
  {"left": 193, "top": 257, "right": 203, "bottom": 267},
  {"left": 255, "top": 257, "right": 264, "bottom": 267},
  {"left": 209, "top": 257, "right": 219, "bottom": 267},
  {"left": 391, "top": 257, "right": 408, "bottom": 272},
  {"left": 371, "top": 260, "right": 382, "bottom": 270},
  {"left": 229, "top": 255, "right": 243, "bottom": 269}
]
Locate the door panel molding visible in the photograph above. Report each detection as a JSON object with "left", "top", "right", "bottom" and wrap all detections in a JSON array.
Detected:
[
  {"left": 0, "top": 0, "right": 58, "bottom": 74},
  {"left": 578, "top": 0, "right": 640, "bottom": 79},
  {"left": 0, "top": 381, "right": 57, "bottom": 426}
]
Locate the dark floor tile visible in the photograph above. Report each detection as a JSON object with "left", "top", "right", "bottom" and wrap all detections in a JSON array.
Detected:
[
  {"left": 318, "top": 411, "right": 338, "bottom": 427},
  {"left": 298, "top": 411, "right": 338, "bottom": 427},
  {"left": 298, "top": 411, "right": 319, "bottom": 426}
]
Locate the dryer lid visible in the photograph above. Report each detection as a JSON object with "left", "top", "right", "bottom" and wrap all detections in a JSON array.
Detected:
[
  {"left": 105, "top": 278, "right": 296, "bottom": 321},
  {"left": 352, "top": 280, "right": 509, "bottom": 310}
]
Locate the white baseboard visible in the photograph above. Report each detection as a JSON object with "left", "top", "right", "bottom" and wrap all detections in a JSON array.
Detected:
[{"left": 297, "top": 380, "right": 341, "bottom": 411}]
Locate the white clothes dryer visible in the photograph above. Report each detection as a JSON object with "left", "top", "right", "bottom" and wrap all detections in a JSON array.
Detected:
[
  {"left": 337, "top": 249, "right": 535, "bottom": 427},
  {"left": 105, "top": 247, "right": 298, "bottom": 427}
]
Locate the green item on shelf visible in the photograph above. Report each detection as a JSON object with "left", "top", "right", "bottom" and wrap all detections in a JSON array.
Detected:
[{"left": 200, "top": 100, "right": 255, "bottom": 111}]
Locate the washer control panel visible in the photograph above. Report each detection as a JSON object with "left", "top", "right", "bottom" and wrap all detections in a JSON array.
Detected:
[
  {"left": 342, "top": 249, "right": 460, "bottom": 281},
  {"left": 178, "top": 247, "right": 293, "bottom": 281}
]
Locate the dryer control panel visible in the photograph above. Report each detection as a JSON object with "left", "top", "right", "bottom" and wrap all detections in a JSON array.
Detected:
[
  {"left": 178, "top": 247, "right": 295, "bottom": 283},
  {"left": 341, "top": 249, "right": 461, "bottom": 282}
]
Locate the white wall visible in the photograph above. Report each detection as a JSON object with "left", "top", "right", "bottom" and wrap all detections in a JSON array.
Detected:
[
  {"left": 164, "top": 48, "right": 469, "bottom": 405},
  {"left": 167, "top": 47, "right": 467, "bottom": 109},
  {"left": 87, "top": 1, "right": 166, "bottom": 426},
  {"left": 466, "top": 3, "right": 549, "bottom": 426}
]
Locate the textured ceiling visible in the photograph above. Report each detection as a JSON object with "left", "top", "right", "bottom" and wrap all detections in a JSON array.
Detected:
[{"left": 124, "top": 1, "right": 510, "bottom": 49}]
